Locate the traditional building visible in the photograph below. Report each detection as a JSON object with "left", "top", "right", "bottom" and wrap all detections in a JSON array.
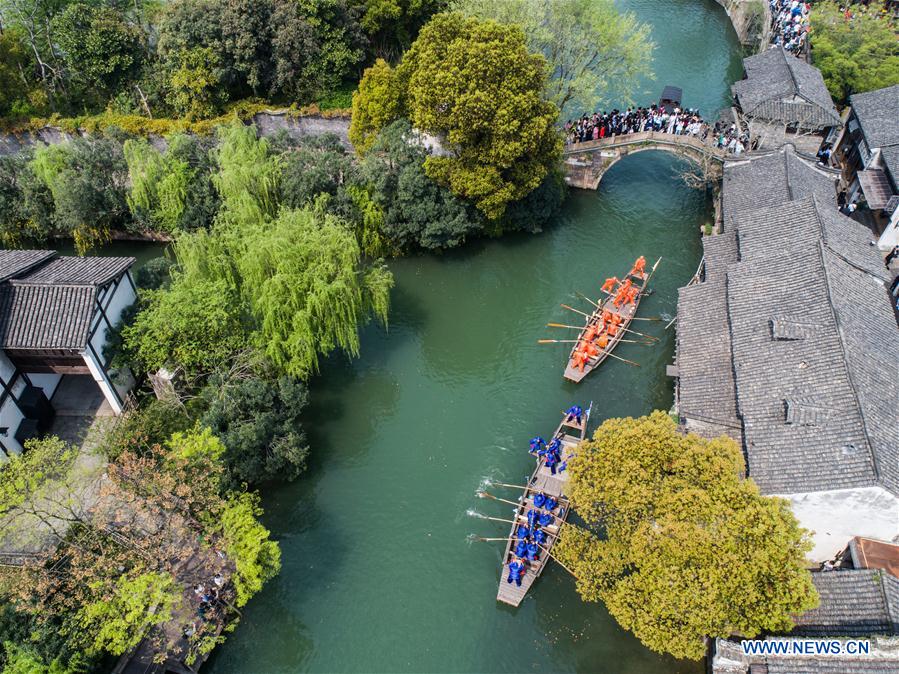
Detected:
[
  {"left": 732, "top": 48, "right": 841, "bottom": 152},
  {"left": 835, "top": 84, "right": 899, "bottom": 251},
  {"left": 674, "top": 148, "right": 899, "bottom": 562},
  {"left": 0, "top": 250, "right": 136, "bottom": 458}
]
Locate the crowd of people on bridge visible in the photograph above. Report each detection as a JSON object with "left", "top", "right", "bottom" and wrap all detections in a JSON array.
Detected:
[
  {"left": 769, "top": 0, "right": 811, "bottom": 55},
  {"left": 564, "top": 105, "right": 707, "bottom": 146},
  {"left": 564, "top": 105, "right": 752, "bottom": 155}
]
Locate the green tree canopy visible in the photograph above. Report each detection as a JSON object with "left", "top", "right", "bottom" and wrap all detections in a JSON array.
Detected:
[
  {"left": 397, "top": 12, "right": 561, "bottom": 219},
  {"left": 349, "top": 58, "right": 404, "bottom": 154},
  {"left": 52, "top": 3, "right": 144, "bottom": 97},
  {"left": 811, "top": 2, "right": 899, "bottom": 103},
  {"left": 452, "top": 0, "right": 653, "bottom": 114},
  {"left": 555, "top": 412, "right": 818, "bottom": 660},
  {"left": 199, "top": 364, "right": 310, "bottom": 487},
  {"left": 355, "top": 119, "right": 483, "bottom": 249},
  {"left": 349, "top": 12, "right": 561, "bottom": 220}
]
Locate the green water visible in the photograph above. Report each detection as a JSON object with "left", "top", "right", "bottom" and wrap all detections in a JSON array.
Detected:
[{"left": 98, "top": 2, "right": 743, "bottom": 671}]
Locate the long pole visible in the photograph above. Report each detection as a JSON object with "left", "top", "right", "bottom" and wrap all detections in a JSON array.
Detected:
[
  {"left": 547, "top": 323, "right": 659, "bottom": 342},
  {"left": 485, "top": 481, "right": 532, "bottom": 490},
  {"left": 478, "top": 491, "right": 525, "bottom": 509},
  {"left": 538, "top": 543, "right": 580, "bottom": 580},
  {"left": 538, "top": 338, "right": 651, "bottom": 346}
]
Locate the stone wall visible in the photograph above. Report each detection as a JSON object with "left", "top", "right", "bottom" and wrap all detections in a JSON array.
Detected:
[
  {"left": 0, "top": 112, "right": 351, "bottom": 157},
  {"left": 714, "top": 0, "right": 770, "bottom": 52}
]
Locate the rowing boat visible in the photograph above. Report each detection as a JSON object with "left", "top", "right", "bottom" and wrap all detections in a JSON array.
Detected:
[
  {"left": 562, "top": 257, "right": 660, "bottom": 383},
  {"left": 496, "top": 403, "right": 592, "bottom": 607}
]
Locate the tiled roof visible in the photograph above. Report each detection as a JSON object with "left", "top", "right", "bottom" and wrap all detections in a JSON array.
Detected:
[
  {"left": 676, "top": 194, "right": 899, "bottom": 497},
  {"left": 677, "top": 280, "right": 742, "bottom": 443},
  {"left": 721, "top": 147, "right": 838, "bottom": 228},
  {"left": 766, "top": 661, "right": 899, "bottom": 673},
  {"left": 0, "top": 250, "right": 135, "bottom": 352},
  {"left": 732, "top": 48, "right": 841, "bottom": 127},
  {"left": 0, "top": 250, "right": 56, "bottom": 283},
  {"left": 793, "top": 570, "right": 899, "bottom": 637},
  {"left": 879, "top": 145, "right": 899, "bottom": 187},
  {"left": 850, "top": 85, "right": 899, "bottom": 150},
  {"left": 15, "top": 256, "right": 135, "bottom": 286},
  {"left": 0, "top": 284, "right": 96, "bottom": 350}
]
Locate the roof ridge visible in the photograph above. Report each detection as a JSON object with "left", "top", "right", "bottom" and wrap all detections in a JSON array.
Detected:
[
  {"left": 784, "top": 148, "right": 793, "bottom": 200},
  {"left": 814, "top": 233, "right": 881, "bottom": 486},
  {"left": 8, "top": 280, "right": 101, "bottom": 289},
  {"left": 781, "top": 48, "right": 801, "bottom": 97}
]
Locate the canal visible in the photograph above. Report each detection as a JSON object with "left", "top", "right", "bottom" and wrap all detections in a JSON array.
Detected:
[{"left": 87, "top": 1, "right": 744, "bottom": 671}]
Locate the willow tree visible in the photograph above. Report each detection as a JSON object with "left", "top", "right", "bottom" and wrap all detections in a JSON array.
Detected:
[
  {"left": 555, "top": 412, "right": 818, "bottom": 660},
  {"left": 236, "top": 206, "right": 392, "bottom": 377},
  {"left": 452, "top": 0, "right": 653, "bottom": 114}
]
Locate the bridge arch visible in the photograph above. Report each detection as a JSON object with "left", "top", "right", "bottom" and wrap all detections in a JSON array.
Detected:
[{"left": 562, "top": 131, "right": 727, "bottom": 191}]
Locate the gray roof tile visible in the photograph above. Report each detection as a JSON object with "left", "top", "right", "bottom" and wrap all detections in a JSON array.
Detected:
[
  {"left": 16, "top": 256, "right": 135, "bottom": 286},
  {"left": 794, "top": 570, "right": 898, "bottom": 637},
  {"left": 0, "top": 250, "right": 57, "bottom": 283},
  {"left": 850, "top": 85, "right": 899, "bottom": 150},
  {"left": 0, "top": 284, "right": 96, "bottom": 350},
  {"left": 732, "top": 48, "right": 841, "bottom": 127}
]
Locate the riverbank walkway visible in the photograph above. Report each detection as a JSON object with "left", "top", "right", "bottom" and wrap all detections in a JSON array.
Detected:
[{"left": 562, "top": 130, "right": 730, "bottom": 190}]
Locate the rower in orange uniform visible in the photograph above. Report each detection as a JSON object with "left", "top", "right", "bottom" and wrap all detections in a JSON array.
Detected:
[
  {"left": 573, "top": 349, "right": 588, "bottom": 372},
  {"left": 630, "top": 256, "right": 646, "bottom": 277},
  {"left": 584, "top": 324, "right": 599, "bottom": 341},
  {"left": 606, "top": 321, "right": 619, "bottom": 337},
  {"left": 596, "top": 333, "right": 609, "bottom": 350},
  {"left": 584, "top": 341, "right": 599, "bottom": 358},
  {"left": 601, "top": 277, "right": 618, "bottom": 294}
]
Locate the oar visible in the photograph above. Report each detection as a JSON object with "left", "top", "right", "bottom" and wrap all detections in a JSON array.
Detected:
[
  {"left": 478, "top": 515, "right": 518, "bottom": 526},
  {"left": 485, "top": 481, "right": 529, "bottom": 490},
  {"left": 547, "top": 322, "right": 659, "bottom": 342},
  {"left": 628, "top": 316, "right": 662, "bottom": 322},
  {"left": 470, "top": 536, "right": 510, "bottom": 542},
  {"left": 560, "top": 304, "right": 594, "bottom": 319},
  {"left": 574, "top": 291, "right": 601, "bottom": 309},
  {"left": 602, "top": 351, "right": 641, "bottom": 367},
  {"left": 477, "top": 491, "right": 525, "bottom": 509},
  {"left": 538, "top": 338, "right": 652, "bottom": 346}
]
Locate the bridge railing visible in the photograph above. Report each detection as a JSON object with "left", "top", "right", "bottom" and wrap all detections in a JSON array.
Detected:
[{"left": 563, "top": 130, "right": 726, "bottom": 158}]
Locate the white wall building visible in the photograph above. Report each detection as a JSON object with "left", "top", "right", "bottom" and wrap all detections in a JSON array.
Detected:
[{"left": 0, "top": 250, "right": 136, "bottom": 458}]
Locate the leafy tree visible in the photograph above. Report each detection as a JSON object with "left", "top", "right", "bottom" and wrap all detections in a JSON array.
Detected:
[
  {"left": 0, "top": 153, "right": 54, "bottom": 246},
  {"left": 165, "top": 46, "right": 228, "bottom": 119},
  {"left": 360, "top": 0, "right": 444, "bottom": 59},
  {"left": 52, "top": 3, "right": 143, "bottom": 97},
  {"left": 29, "top": 136, "right": 130, "bottom": 252},
  {"left": 555, "top": 412, "right": 818, "bottom": 660},
  {"left": 122, "top": 277, "right": 247, "bottom": 375},
  {"left": 270, "top": 0, "right": 367, "bottom": 101},
  {"left": 156, "top": 0, "right": 231, "bottom": 86},
  {"left": 199, "top": 365, "right": 310, "bottom": 486},
  {"left": 217, "top": 492, "right": 281, "bottom": 607},
  {"left": 811, "top": 2, "right": 899, "bottom": 103},
  {"left": 397, "top": 12, "right": 562, "bottom": 219},
  {"left": 355, "top": 119, "right": 483, "bottom": 249},
  {"left": 0, "top": 640, "right": 84, "bottom": 674},
  {"left": 213, "top": 122, "right": 282, "bottom": 224},
  {"left": 125, "top": 133, "right": 219, "bottom": 233},
  {"left": 349, "top": 58, "right": 404, "bottom": 154},
  {"left": 234, "top": 205, "right": 393, "bottom": 377},
  {"left": 277, "top": 132, "right": 356, "bottom": 219},
  {"left": 74, "top": 572, "right": 179, "bottom": 657},
  {"left": 452, "top": 0, "right": 653, "bottom": 114},
  {"left": 220, "top": 0, "right": 274, "bottom": 96},
  {"left": 0, "top": 28, "right": 37, "bottom": 117}
]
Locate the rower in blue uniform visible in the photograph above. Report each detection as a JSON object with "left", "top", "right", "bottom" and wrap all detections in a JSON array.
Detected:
[
  {"left": 565, "top": 405, "right": 583, "bottom": 424},
  {"left": 507, "top": 558, "right": 526, "bottom": 586},
  {"left": 547, "top": 437, "right": 561, "bottom": 455},
  {"left": 526, "top": 541, "right": 540, "bottom": 561},
  {"left": 538, "top": 511, "right": 554, "bottom": 527},
  {"left": 544, "top": 496, "right": 558, "bottom": 511},
  {"left": 533, "top": 492, "right": 546, "bottom": 508},
  {"left": 526, "top": 509, "right": 539, "bottom": 529},
  {"left": 529, "top": 436, "right": 546, "bottom": 455},
  {"left": 545, "top": 449, "right": 559, "bottom": 475},
  {"left": 533, "top": 528, "right": 547, "bottom": 544},
  {"left": 514, "top": 538, "right": 529, "bottom": 558},
  {"left": 517, "top": 524, "right": 530, "bottom": 539}
]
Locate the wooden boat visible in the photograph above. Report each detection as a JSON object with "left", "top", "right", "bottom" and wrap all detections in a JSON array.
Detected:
[
  {"left": 496, "top": 403, "right": 592, "bottom": 607},
  {"left": 562, "top": 257, "right": 661, "bottom": 383}
]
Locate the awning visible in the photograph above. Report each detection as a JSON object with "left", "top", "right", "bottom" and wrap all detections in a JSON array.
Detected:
[{"left": 857, "top": 168, "right": 896, "bottom": 210}]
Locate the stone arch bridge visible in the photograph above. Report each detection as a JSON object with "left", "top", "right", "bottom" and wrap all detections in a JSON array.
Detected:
[{"left": 562, "top": 131, "right": 730, "bottom": 190}]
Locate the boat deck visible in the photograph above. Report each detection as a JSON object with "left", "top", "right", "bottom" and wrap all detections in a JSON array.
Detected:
[{"left": 495, "top": 412, "right": 588, "bottom": 607}]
